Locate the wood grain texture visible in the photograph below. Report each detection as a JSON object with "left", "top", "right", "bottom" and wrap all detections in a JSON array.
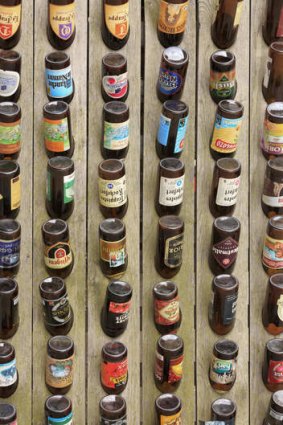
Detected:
[
  {"left": 197, "top": 1, "right": 250, "bottom": 423},
  {"left": 142, "top": 0, "right": 196, "bottom": 423},
  {"left": 87, "top": 1, "right": 141, "bottom": 424},
  {"left": 32, "top": 0, "right": 87, "bottom": 422}
]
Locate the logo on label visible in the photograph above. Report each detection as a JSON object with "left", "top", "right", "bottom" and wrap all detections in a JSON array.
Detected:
[
  {"left": 268, "top": 360, "right": 283, "bottom": 384},
  {"left": 212, "top": 237, "right": 238, "bottom": 269},
  {"left": 59, "top": 23, "right": 72, "bottom": 39},
  {"left": 158, "top": 68, "right": 182, "bottom": 95}
]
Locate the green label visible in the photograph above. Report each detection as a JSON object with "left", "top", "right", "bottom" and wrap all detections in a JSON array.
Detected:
[
  {"left": 44, "top": 117, "right": 70, "bottom": 153},
  {"left": 0, "top": 122, "right": 21, "bottom": 145},
  {"left": 64, "top": 171, "right": 75, "bottom": 204}
]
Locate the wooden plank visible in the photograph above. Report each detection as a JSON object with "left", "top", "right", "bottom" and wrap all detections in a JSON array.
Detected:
[
  {"left": 142, "top": 0, "right": 196, "bottom": 423},
  {"left": 87, "top": 1, "right": 141, "bottom": 423},
  {"left": 196, "top": 1, "right": 250, "bottom": 424},
  {"left": 32, "top": 0, "right": 87, "bottom": 422}
]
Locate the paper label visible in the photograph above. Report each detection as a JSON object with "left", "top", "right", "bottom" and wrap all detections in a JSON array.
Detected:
[
  {"left": 159, "top": 175, "right": 184, "bottom": 206},
  {"left": 222, "top": 293, "right": 238, "bottom": 325},
  {"left": 44, "top": 242, "right": 72, "bottom": 270},
  {"left": 43, "top": 296, "right": 71, "bottom": 326},
  {"left": 210, "top": 356, "right": 236, "bottom": 384},
  {"left": 262, "top": 118, "right": 283, "bottom": 155},
  {"left": 270, "top": 408, "right": 283, "bottom": 421},
  {"left": 0, "top": 120, "right": 21, "bottom": 154},
  {"left": 157, "top": 114, "right": 171, "bottom": 147},
  {"left": 0, "top": 237, "right": 20, "bottom": 268},
  {"left": 216, "top": 177, "right": 241, "bottom": 207},
  {"left": 11, "top": 174, "right": 20, "bottom": 210},
  {"left": 44, "top": 117, "right": 70, "bottom": 153},
  {"left": 103, "top": 72, "right": 128, "bottom": 99},
  {"left": 154, "top": 296, "right": 180, "bottom": 326},
  {"left": 100, "top": 237, "right": 126, "bottom": 268},
  {"left": 104, "top": 120, "right": 129, "bottom": 151},
  {"left": 262, "top": 177, "right": 283, "bottom": 207},
  {"left": 233, "top": 1, "right": 243, "bottom": 27},
  {"left": 211, "top": 114, "right": 242, "bottom": 153},
  {"left": 104, "top": 3, "right": 129, "bottom": 39},
  {"left": 99, "top": 176, "right": 127, "bottom": 208},
  {"left": 64, "top": 171, "right": 75, "bottom": 204},
  {"left": 101, "top": 358, "right": 128, "bottom": 389},
  {"left": 100, "top": 416, "right": 127, "bottom": 425},
  {"left": 212, "top": 237, "right": 238, "bottom": 269},
  {"left": 109, "top": 300, "right": 131, "bottom": 324},
  {"left": 0, "top": 70, "right": 20, "bottom": 97},
  {"left": 164, "top": 233, "right": 184, "bottom": 268},
  {"left": 49, "top": 2, "right": 75, "bottom": 40},
  {"left": 161, "top": 411, "right": 182, "bottom": 425},
  {"left": 158, "top": 68, "right": 183, "bottom": 96},
  {"left": 48, "top": 412, "right": 73, "bottom": 425},
  {"left": 0, "top": 4, "right": 21, "bottom": 40},
  {"left": 0, "top": 358, "right": 17, "bottom": 387},
  {"left": 263, "top": 235, "right": 283, "bottom": 270},
  {"left": 46, "top": 355, "right": 74, "bottom": 388},
  {"left": 155, "top": 352, "right": 183, "bottom": 383},
  {"left": 210, "top": 70, "right": 236, "bottom": 100},
  {"left": 46, "top": 66, "right": 73, "bottom": 99},
  {"left": 263, "top": 57, "right": 272, "bottom": 89},
  {"left": 268, "top": 360, "right": 283, "bottom": 383},
  {"left": 158, "top": 0, "right": 189, "bottom": 34}
]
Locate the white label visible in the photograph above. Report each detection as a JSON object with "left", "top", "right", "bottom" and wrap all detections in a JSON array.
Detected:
[
  {"left": 102, "top": 72, "right": 128, "bottom": 99},
  {"left": 0, "top": 70, "right": 20, "bottom": 97},
  {"left": 216, "top": 176, "right": 241, "bottom": 207},
  {"left": 278, "top": 294, "right": 283, "bottom": 321},
  {"left": 99, "top": 176, "right": 127, "bottom": 208},
  {"left": 270, "top": 408, "right": 283, "bottom": 421},
  {"left": 0, "top": 358, "right": 17, "bottom": 387},
  {"left": 13, "top": 295, "right": 19, "bottom": 305},
  {"left": 262, "top": 194, "right": 283, "bottom": 207},
  {"left": 159, "top": 175, "right": 184, "bottom": 206},
  {"left": 263, "top": 57, "right": 272, "bottom": 89}
]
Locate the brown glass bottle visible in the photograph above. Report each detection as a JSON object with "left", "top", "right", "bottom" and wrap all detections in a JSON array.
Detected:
[
  {"left": 0, "top": 51, "right": 21, "bottom": 103},
  {"left": 263, "top": 274, "right": 283, "bottom": 336},
  {"left": 42, "top": 219, "right": 74, "bottom": 278},
  {"left": 0, "top": 1, "right": 21, "bottom": 50},
  {"left": 48, "top": 0, "right": 76, "bottom": 50},
  {"left": 157, "top": 47, "right": 189, "bottom": 103},
  {"left": 263, "top": 338, "right": 283, "bottom": 392},
  {"left": 99, "top": 218, "right": 128, "bottom": 279},
  {"left": 99, "top": 395, "right": 127, "bottom": 424},
  {"left": 102, "top": 0, "right": 129, "bottom": 50},
  {"left": 43, "top": 101, "right": 74, "bottom": 159},
  {"left": 262, "top": 216, "right": 283, "bottom": 276},
  {"left": 209, "top": 274, "right": 239, "bottom": 335},
  {"left": 101, "top": 280, "right": 132, "bottom": 337},
  {"left": 156, "top": 100, "right": 189, "bottom": 159},
  {"left": 46, "top": 157, "right": 75, "bottom": 220},
  {"left": 0, "top": 342, "right": 18, "bottom": 398},
  {"left": 100, "top": 341, "right": 128, "bottom": 395},
  {"left": 263, "top": 43, "right": 283, "bottom": 104},
  {"left": 157, "top": 0, "right": 189, "bottom": 48},
  {"left": 45, "top": 52, "right": 74, "bottom": 104},
  {"left": 39, "top": 276, "right": 74, "bottom": 336},
  {"left": 209, "top": 216, "right": 241, "bottom": 275},
  {"left": 210, "top": 50, "right": 237, "bottom": 104},
  {"left": 45, "top": 395, "right": 73, "bottom": 425},
  {"left": 102, "top": 53, "right": 128, "bottom": 103},
  {"left": 0, "top": 219, "right": 20, "bottom": 278},
  {"left": 155, "top": 393, "right": 182, "bottom": 425},
  {"left": 0, "top": 103, "right": 21, "bottom": 160},
  {"left": 209, "top": 339, "right": 238, "bottom": 393},
  {"left": 211, "top": 0, "right": 243, "bottom": 49},
  {"left": 156, "top": 158, "right": 185, "bottom": 216},
  {"left": 0, "top": 161, "right": 20, "bottom": 218},
  {"left": 98, "top": 159, "right": 128, "bottom": 219},
  {"left": 153, "top": 281, "right": 182, "bottom": 335},
  {"left": 155, "top": 215, "right": 184, "bottom": 278},
  {"left": 263, "top": 391, "right": 283, "bottom": 425},
  {"left": 263, "top": 0, "right": 283, "bottom": 46},
  {"left": 46, "top": 335, "right": 74, "bottom": 395},
  {"left": 262, "top": 158, "right": 283, "bottom": 218},
  {"left": 0, "top": 403, "right": 17, "bottom": 424},
  {"left": 211, "top": 398, "right": 237, "bottom": 424},
  {"left": 209, "top": 158, "right": 241, "bottom": 218},
  {"left": 262, "top": 103, "right": 283, "bottom": 160},
  {"left": 102, "top": 101, "right": 129, "bottom": 160},
  {"left": 0, "top": 278, "right": 18, "bottom": 339}
]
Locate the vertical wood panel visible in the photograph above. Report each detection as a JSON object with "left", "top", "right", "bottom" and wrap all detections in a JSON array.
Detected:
[
  {"left": 142, "top": 0, "right": 196, "bottom": 423},
  {"left": 196, "top": 1, "right": 250, "bottom": 423},
  {"left": 32, "top": 0, "right": 87, "bottom": 422},
  {"left": 87, "top": 0, "right": 141, "bottom": 423}
]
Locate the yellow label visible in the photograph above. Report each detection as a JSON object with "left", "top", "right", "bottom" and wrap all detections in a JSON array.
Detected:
[
  {"left": 211, "top": 114, "right": 242, "bottom": 154},
  {"left": 158, "top": 0, "right": 189, "bottom": 35},
  {"left": 234, "top": 1, "right": 243, "bottom": 27},
  {"left": 105, "top": 3, "right": 129, "bottom": 39},
  {"left": 161, "top": 411, "right": 182, "bottom": 425},
  {"left": 49, "top": 2, "right": 75, "bottom": 40},
  {"left": 99, "top": 176, "right": 127, "bottom": 208},
  {"left": 0, "top": 4, "right": 21, "bottom": 40},
  {"left": 11, "top": 175, "right": 20, "bottom": 210}
]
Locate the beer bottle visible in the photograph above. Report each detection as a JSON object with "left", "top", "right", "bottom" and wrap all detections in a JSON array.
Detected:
[
  {"left": 102, "top": 0, "right": 129, "bottom": 50},
  {"left": 211, "top": 0, "right": 243, "bottom": 49},
  {"left": 48, "top": 0, "right": 76, "bottom": 50},
  {"left": 157, "top": 0, "right": 189, "bottom": 48},
  {"left": 0, "top": 0, "right": 22, "bottom": 50}
]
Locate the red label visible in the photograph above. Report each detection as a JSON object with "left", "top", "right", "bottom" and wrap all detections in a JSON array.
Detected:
[
  {"left": 268, "top": 360, "right": 283, "bottom": 384},
  {"left": 277, "top": 7, "right": 283, "bottom": 37},
  {"left": 109, "top": 301, "right": 131, "bottom": 314},
  {"left": 154, "top": 297, "right": 180, "bottom": 326},
  {"left": 101, "top": 359, "right": 128, "bottom": 390},
  {"left": 212, "top": 237, "right": 238, "bottom": 269},
  {"left": 155, "top": 352, "right": 183, "bottom": 384},
  {"left": 0, "top": 23, "right": 12, "bottom": 39}
]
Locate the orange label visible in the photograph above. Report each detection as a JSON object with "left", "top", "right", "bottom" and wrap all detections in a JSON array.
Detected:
[
  {"left": 161, "top": 411, "right": 182, "bottom": 425},
  {"left": 105, "top": 3, "right": 129, "bottom": 39},
  {"left": 0, "top": 4, "right": 21, "bottom": 40},
  {"left": 158, "top": 0, "right": 188, "bottom": 34},
  {"left": 100, "top": 237, "right": 126, "bottom": 268},
  {"left": 49, "top": 2, "right": 75, "bottom": 40}
]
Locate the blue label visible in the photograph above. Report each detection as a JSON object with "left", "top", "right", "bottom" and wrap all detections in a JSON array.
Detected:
[
  {"left": 158, "top": 68, "right": 182, "bottom": 95},
  {"left": 45, "top": 66, "right": 73, "bottom": 99},
  {"left": 157, "top": 114, "right": 171, "bottom": 146},
  {"left": 215, "top": 113, "right": 241, "bottom": 130},
  {"left": 0, "top": 358, "right": 17, "bottom": 387},
  {"left": 0, "top": 238, "right": 20, "bottom": 268},
  {"left": 48, "top": 412, "right": 73, "bottom": 424},
  {"left": 174, "top": 115, "right": 189, "bottom": 153}
]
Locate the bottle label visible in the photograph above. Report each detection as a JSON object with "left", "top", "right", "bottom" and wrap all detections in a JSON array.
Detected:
[
  {"left": 262, "top": 118, "right": 283, "bottom": 155},
  {"left": 0, "top": 237, "right": 20, "bottom": 268},
  {"left": 49, "top": 2, "right": 75, "bottom": 40},
  {"left": 263, "top": 57, "right": 272, "bottom": 89},
  {"left": 164, "top": 233, "right": 184, "bottom": 268},
  {"left": 262, "top": 235, "right": 283, "bottom": 270},
  {"left": 104, "top": 120, "right": 129, "bottom": 151},
  {"left": 104, "top": 3, "right": 129, "bottom": 40},
  {"left": 158, "top": 68, "right": 183, "bottom": 96},
  {"left": 103, "top": 72, "right": 128, "bottom": 99},
  {"left": 64, "top": 171, "right": 75, "bottom": 204},
  {"left": 233, "top": 1, "right": 243, "bottom": 27},
  {"left": 210, "top": 70, "right": 236, "bottom": 100},
  {"left": 159, "top": 175, "right": 184, "bottom": 206},
  {"left": 46, "top": 355, "right": 74, "bottom": 389},
  {"left": 48, "top": 412, "right": 73, "bottom": 425},
  {"left": 109, "top": 301, "right": 131, "bottom": 324},
  {"left": 277, "top": 294, "right": 283, "bottom": 321},
  {"left": 0, "top": 70, "right": 20, "bottom": 97},
  {"left": 0, "top": 120, "right": 21, "bottom": 154},
  {"left": 222, "top": 293, "right": 238, "bottom": 325},
  {"left": 268, "top": 360, "right": 283, "bottom": 384},
  {"left": 210, "top": 356, "right": 236, "bottom": 384},
  {"left": 216, "top": 177, "right": 241, "bottom": 207},
  {"left": 45, "top": 66, "right": 73, "bottom": 99},
  {"left": 155, "top": 352, "right": 183, "bottom": 384},
  {"left": 211, "top": 114, "right": 242, "bottom": 154},
  {"left": 158, "top": 0, "right": 188, "bottom": 35},
  {"left": 154, "top": 296, "right": 180, "bottom": 326},
  {"left": 199, "top": 422, "right": 225, "bottom": 425},
  {"left": 212, "top": 237, "right": 239, "bottom": 269},
  {"left": 161, "top": 411, "right": 182, "bottom": 425},
  {"left": 262, "top": 177, "right": 283, "bottom": 207},
  {"left": 174, "top": 116, "right": 188, "bottom": 154},
  {"left": 99, "top": 176, "right": 127, "bottom": 208},
  {"left": 44, "top": 242, "right": 73, "bottom": 270},
  {"left": 0, "top": 4, "right": 21, "bottom": 40},
  {"left": 277, "top": 7, "right": 283, "bottom": 37},
  {"left": 270, "top": 407, "right": 283, "bottom": 421},
  {"left": 11, "top": 174, "right": 20, "bottom": 210},
  {"left": 101, "top": 358, "right": 128, "bottom": 389},
  {"left": 100, "top": 237, "right": 126, "bottom": 268},
  {"left": 0, "top": 358, "right": 17, "bottom": 387},
  {"left": 44, "top": 117, "right": 70, "bottom": 153},
  {"left": 100, "top": 416, "right": 127, "bottom": 425},
  {"left": 43, "top": 295, "right": 71, "bottom": 326},
  {"left": 157, "top": 114, "right": 171, "bottom": 147}
]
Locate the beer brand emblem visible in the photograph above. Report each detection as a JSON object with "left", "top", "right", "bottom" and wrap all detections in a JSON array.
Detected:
[
  {"left": 59, "top": 23, "right": 72, "bottom": 39},
  {"left": 0, "top": 24, "right": 12, "bottom": 39}
]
